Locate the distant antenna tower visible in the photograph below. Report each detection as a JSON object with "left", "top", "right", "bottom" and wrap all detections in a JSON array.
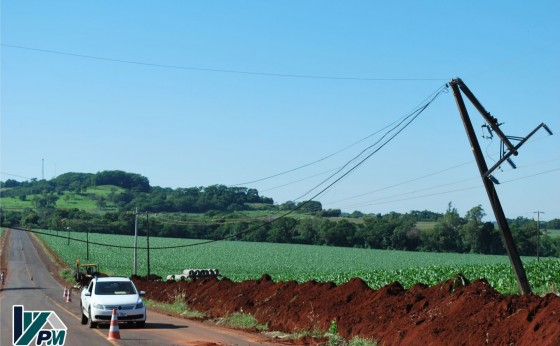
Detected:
[{"left": 42, "top": 158, "right": 44, "bottom": 180}]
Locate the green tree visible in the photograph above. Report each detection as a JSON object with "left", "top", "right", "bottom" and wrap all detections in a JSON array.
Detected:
[
  {"left": 266, "top": 217, "right": 297, "bottom": 243},
  {"left": 32, "top": 192, "right": 58, "bottom": 209},
  {"left": 547, "top": 219, "right": 560, "bottom": 229},
  {"left": 512, "top": 223, "right": 537, "bottom": 256},
  {"left": 420, "top": 203, "right": 463, "bottom": 252},
  {"left": 21, "top": 210, "right": 40, "bottom": 226},
  {"left": 96, "top": 196, "right": 108, "bottom": 209},
  {"left": 293, "top": 218, "right": 320, "bottom": 244},
  {"left": 460, "top": 205, "right": 486, "bottom": 253},
  {"left": 296, "top": 201, "right": 322, "bottom": 215}
]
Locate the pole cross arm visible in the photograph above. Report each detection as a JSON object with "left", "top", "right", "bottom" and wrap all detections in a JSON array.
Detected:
[
  {"left": 484, "top": 122, "right": 554, "bottom": 178},
  {"left": 448, "top": 77, "right": 556, "bottom": 295}
]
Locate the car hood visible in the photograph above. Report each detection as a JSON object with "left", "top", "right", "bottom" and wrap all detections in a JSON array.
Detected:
[{"left": 94, "top": 294, "right": 140, "bottom": 305}]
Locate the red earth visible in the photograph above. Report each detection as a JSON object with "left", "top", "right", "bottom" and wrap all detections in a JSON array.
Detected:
[{"left": 133, "top": 274, "right": 560, "bottom": 345}]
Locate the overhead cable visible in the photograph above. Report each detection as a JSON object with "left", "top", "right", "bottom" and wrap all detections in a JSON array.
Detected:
[
  {"left": 291, "top": 84, "right": 449, "bottom": 202},
  {"left": 2, "top": 44, "right": 446, "bottom": 82}
]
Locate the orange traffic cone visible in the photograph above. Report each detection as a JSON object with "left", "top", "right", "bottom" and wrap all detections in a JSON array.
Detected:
[
  {"left": 63, "top": 287, "right": 68, "bottom": 299},
  {"left": 107, "top": 309, "right": 121, "bottom": 340},
  {"left": 65, "top": 288, "right": 72, "bottom": 303}
]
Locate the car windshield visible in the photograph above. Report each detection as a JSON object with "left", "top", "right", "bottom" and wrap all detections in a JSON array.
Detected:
[{"left": 95, "top": 281, "right": 136, "bottom": 295}]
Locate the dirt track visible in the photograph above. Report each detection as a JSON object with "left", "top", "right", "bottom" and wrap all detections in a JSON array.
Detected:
[{"left": 134, "top": 274, "right": 560, "bottom": 345}]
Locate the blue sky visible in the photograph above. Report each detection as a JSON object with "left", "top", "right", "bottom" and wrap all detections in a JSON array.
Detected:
[{"left": 1, "top": 1, "right": 559, "bottom": 220}]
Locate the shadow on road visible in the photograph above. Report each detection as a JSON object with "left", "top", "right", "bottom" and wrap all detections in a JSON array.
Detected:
[
  {"left": 95, "top": 322, "right": 189, "bottom": 330},
  {"left": 0, "top": 286, "right": 45, "bottom": 291}
]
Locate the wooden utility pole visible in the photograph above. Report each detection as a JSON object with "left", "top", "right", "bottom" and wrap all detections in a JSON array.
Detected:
[
  {"left": 534, "top": 211, "right": 544, "bottom": 262},
  {"left": 449, "top": 78, "right": 552, "bottom": 295},
  {"left": 146, "top": 211, "right": 151, "bottom": 277},
  {"left": 133, "top": 207, "right": 138, "bottom": 276}
]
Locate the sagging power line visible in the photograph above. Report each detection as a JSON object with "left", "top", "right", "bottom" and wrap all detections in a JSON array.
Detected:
[
  {"left": 2, "top": 44, "right": 447, "bottom": 82},
  {"left": 13, "top": 85, "right": 448, "bottom": 251}
]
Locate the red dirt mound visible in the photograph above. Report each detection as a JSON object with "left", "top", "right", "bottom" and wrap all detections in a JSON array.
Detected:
[{"left": 133, "top": 274, "right": 560, "bottom": 345}]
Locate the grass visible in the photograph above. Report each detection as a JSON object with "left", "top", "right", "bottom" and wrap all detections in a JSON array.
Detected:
[
  {"left": 0, "top": 185, "right": 123, "bottom": 212},
  {"left": 217, "top": 312, "right": 268, "bottom": 331},
  {"left": 347, "top": 337, "right": 378, "bottom": 346},
  {"left": 144, "top": 291, "right": 207, "bottom": 319},
  {"left": 0, "top": 196, "right": 34, "bottom": 209},
  {"left": 545, "top": 229, "right": 560, "bottom": 238},
  {"left": 60, "top": 268, "right": 76, "bottom": 285}
]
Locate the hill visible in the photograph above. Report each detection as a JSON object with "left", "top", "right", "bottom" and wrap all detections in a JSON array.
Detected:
[{"left": 1, "top": 170, "right": 560, "bottom": 257}]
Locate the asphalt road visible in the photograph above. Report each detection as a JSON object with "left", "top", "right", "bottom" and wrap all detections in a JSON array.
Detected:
[{"left": 0, "top": 229, "right": 275, "bottom": 346}]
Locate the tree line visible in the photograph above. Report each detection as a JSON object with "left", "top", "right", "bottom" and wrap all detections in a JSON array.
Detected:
[{"left": 1, "top": 171, "right": 560, "bottom": 257}]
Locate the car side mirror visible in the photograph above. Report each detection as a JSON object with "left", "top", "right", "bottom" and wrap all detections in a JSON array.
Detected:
[
  {"left": 139, "top": 291, "right": 146, "bottom": 296},
  {"left": 85, "top": 292, "right": 91, "bottom": 297}
]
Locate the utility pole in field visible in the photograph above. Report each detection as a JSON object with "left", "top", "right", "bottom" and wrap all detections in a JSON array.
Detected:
[
  {"left": 146, "top": 211, "right": 151, "bottom": 277},
  {"left": 133, "top": 207, "right": 139, "bottom": 276},
  {"left": 534, "top": 211, "right": 545, "bottom": 262}
]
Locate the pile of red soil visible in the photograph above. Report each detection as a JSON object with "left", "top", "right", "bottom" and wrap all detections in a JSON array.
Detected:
[{"left": 133, "top": 274, "right": 560, "bottom": 345}]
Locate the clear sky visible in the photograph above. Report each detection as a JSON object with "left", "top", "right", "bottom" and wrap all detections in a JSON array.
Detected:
[{"left": 1, "top": 1, "right": 559, "bottom": 220}]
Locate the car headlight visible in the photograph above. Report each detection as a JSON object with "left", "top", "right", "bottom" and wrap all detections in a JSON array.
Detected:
[
  {"left": 135, "top": 300, "right": 144, "bottom": 309},
  {"left": 93, "top": 303, "right": 105, "bottom": 310}
]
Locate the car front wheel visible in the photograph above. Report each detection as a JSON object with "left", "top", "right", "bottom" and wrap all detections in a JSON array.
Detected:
[
  {"left": 136, "top": 321, "right": 146, "bottom": 328},
  {"left": 88, "top": 308, "right": 97, "bottom": 328},
  {"left": 80, "top": 304, "right": 87, "bottom": 325}
]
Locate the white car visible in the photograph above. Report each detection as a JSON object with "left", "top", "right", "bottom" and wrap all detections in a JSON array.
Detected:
[{"left": 80, "top": 276, "right": 146, "bottom": 328}]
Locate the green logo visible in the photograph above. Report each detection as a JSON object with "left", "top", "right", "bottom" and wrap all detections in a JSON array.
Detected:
[{"left": 13, "top": 305, "right": 67, "bottom": 345}]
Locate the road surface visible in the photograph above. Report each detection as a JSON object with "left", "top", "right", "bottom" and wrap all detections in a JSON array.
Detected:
[{"left": 0, "top": 229, "right": 277, "bottom": 345}]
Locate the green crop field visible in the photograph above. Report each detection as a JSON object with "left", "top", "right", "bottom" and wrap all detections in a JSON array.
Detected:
[{"left": 34, "top": 228, "right": 560, "bottom": 294}]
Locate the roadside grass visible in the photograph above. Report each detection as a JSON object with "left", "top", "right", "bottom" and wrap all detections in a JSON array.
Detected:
[
  {"left": 144, "top": 291, "right": 206, "bottom": 319},
  {"left": 216, "top": 312, "right": 268, "bottom": 331},
  {"left": 346, "top": 336, "right": 379, "bottom": 346},
  {"left": 327, "top": 320, "right": 378, "bottom": 346},
  {"left": 265, "top": 328, "right": 378, "bottom": 345},
  {"left": 60, "top": 268, "right": 76, "bottom": 285}
]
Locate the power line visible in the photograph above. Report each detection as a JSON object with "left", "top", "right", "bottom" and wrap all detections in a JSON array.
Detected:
[
  {"left": 0, "top": 172, "right": 33, "bottom": 180},
  {"left": 337, "top": 166, "right": 560, "bottom": 210},
  {"left": 232, "top": 86, "right": 451, "bottom": 188},
  {"left": 21, "top": 85, "right": 447, "bottom": 250},
  {"left": 259, "top": 168, "right": 341, "bottom": 192},
  {"left": 2, "top": 44, "right": 447, "bottom": 82},
  {"left": 291, "top": 85, "right": 449, "bottom": 202},
  {"left": 230, "top": 115, "right": 419, "bottom": 187},
  {"left": 325, "top": 161, "right": 473, "bottom": 205}
]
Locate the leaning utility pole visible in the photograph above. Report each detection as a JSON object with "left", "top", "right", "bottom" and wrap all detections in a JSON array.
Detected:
[{"left": 449, "top": 78, "right": 553, "bottom": 295}]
